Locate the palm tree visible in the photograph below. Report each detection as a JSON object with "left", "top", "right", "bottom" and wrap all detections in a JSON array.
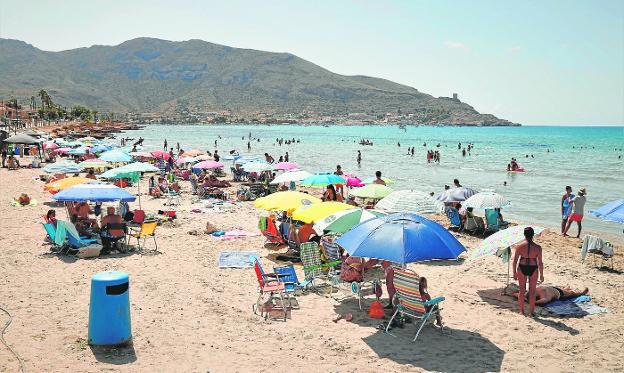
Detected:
[{"left": 92, "top": 110, "right": 98, "bottom": 124}]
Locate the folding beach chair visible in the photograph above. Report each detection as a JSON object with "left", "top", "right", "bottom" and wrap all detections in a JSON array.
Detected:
[
  {"left": 129, "top": 221, "right": 158, "bottom": 252},
  {"left": 386, "top": 268, "right": 445, "bottom": 341},
  {"left": 42, "top": 223, "right": 57, "bottom": 242},
  {"left": 260, "top": 217, "right": 285, "bottom": 246},
  {"left": 484, "top": 209, "right": 501, "bottom": 236},
  {"left": 164, "top": 187, "right": 181, "bottom": 206},
  {"left": 464, "top": 214, "right": 485, "bottom": 234},
  {"left": 253, "top": 260, "right": 289, "bottom": 321},
  {"left": 445, "top": 207, "right": 462, "bottom": 231},
  {"left": 65, "top": 222, "right": 98, "bottom": 252},
  {"left": 300, "top": 242, "right": 336, "bottom": 292},
  {"left": 101, "top": 222, "right": 128, "bottom": 252},
  {"left": 273, "top": 264, "right": 311, "bottom": 297}
]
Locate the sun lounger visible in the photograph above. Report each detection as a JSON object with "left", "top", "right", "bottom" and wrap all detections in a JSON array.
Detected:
[{"left": 386, "top": 268, "right": 445, "bottom": 341}]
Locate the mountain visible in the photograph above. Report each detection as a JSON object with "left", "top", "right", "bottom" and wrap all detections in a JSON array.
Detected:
[{"left": 0, "top": 37, "right": 517, "bottom": 125}]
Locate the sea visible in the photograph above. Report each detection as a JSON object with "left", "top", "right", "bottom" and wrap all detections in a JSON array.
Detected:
[{"left": 121, "top": 124, "right": 624, "bottom": 237}]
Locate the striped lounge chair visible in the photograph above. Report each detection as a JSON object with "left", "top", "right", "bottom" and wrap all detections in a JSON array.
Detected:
[{"left": 386, "top": 268, "right": 445, "bottom": 341}]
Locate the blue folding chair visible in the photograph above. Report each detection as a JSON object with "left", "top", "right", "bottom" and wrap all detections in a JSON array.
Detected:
[
  {"left": 65, "top": 222, "right": 98, "bottom": 249},
  {"left": 484, "top": 209, "right": 501, "bottom": 236},
  {"left": 273, "top": 265, "right": 311, "bottom": 295},
  {"left": 42, "top": 223, "right": 56, "bottom": 241},
  {"left": 446, "top": 207, "right": 462, "bottom": 231}
]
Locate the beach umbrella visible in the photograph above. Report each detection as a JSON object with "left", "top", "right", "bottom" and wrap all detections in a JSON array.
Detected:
[
  {"left": 78, "top": 159, "right": 111, "bottom": 169},
  {"left": 337, "top": 213, "right": 466, "bottom": 264},
  {"left": 344, "top": 176, "right": 364, "bottom": 187},
  {"left": 53, "top": 182, "right": 136, "bottom": 202},
  {"left": 194, "top": 154, "right": 213, "bottom": 161},
  {"left": 360, "top": 176, "right": 395, "bottom": 185},
  {"left": 591, "top": 199, "right": 624, "bottom": 224},
  {"left": 181, "top": 149, "right": 204, "bottom": 157},
  {"left": 313, "top": 208, "right": 386, "bottom": 235},
  {"left": 270, "top": 170, "right": 313, "bottom": 184},
  {"left": 291, "top": 201, "right": 353, "bottom": 224},
  {"left": 150, "top": 150, "right": 170, "bottom": 160},
  {"left": 68, "top": 146, "right": 89, "bottom": 155},
  {"left": 253, "top": 191, "right": 321, "bottom": 212},
  {"left": 464, "top": 192, "right": 511, "bottom": 209},
  {"left": 436, "top": 187, "right": 479, "bottom": 202},
  {"left": 44, "top": 177, "right": 93, "bottom": 194},
  {"left": 43, "top": 160, "right": 82, "bottom": 174},
  {"left": 274, "top": 162, "right": 300, "bottom": 171},
  {"left": 99, "top": 150, "right": 132, "bottom": 163},
  {"left": 242, "top": 161, "right": 274, "bottom": 173},
  {"left": 129, "top": 151, "right": 154, "bottom": 159},
  {"left": 42, "top": 141, "right": 58, "bottom": 150},
  {"left": 192, "top": 160, "right": 224, "bottom": 170},
  {"left": 89, "top": 145, "right": 113, "bottom": 153},
  {"left": 376, "top": 190, "right": 444, "bottom": 214},
  {"left": 3, "top": 133, "right": 40, "bottom": 145},
  {"left": 176, "top": 156, "right": 197, "bottom": 165},
  {"left": 349, "top": 184, "right": 393, "bottom": 199},
  {"left": 99, "top": 162, "right": 158, "bottom": 208},
  {"left": 300, "top": 173, "right": 345, "bottom": 187},
  {"left": 235, "top": 155, "right": 261, "bottom": 164},
  {"left": 470, "top": 225, "right": 546, "bottom": 286},
  {"left": 54, "top": 147, "right": 72, "bottom": 154}
]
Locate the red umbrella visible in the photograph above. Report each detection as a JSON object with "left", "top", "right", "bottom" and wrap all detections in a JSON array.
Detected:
[{"left": 151, "top": 150, "right": 170, "bottom": 160}]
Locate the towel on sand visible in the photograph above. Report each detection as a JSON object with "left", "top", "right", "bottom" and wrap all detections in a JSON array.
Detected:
[
  {"left": 217, "top": 230, "right": 260, "bottom": 240},
  {"left": 11, "top": 198, "right": 38, "bottom": 207},
  {"left": 543, "top": 295, "right": 609, "bottom": 316},
  {"left": 218, "top": 251, "right": 259, "bottom": 268}
]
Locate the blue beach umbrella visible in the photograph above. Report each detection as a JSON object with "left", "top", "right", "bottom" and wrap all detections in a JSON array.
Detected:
[
  {"left": 90, "top": 145, "right": 113, "bottom": 153},
  {"left": 99, "top": 150, "right": 132, "bottom": 163},
  {"left": 43, "top": 160, "right": 83, "bottom": 174},
  {"left": 591, "top": 199, "right": 624, "bottom": 224},
  {"left": 336, "top": 213, "right": 466, "bottom": 264},
  {"left": 52, "top": 182, "right": 136, "bottom": 202},
  {"left": 301, "top": 173, "right": 345, "bottom": 187}
]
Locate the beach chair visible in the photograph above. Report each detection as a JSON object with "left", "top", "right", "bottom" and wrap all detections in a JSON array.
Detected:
[
  {"left": 65, "top": 222, "right": 98, "bottom": 252},
  {"left": 249, "top": 183, "right": 266, "bottom": 198},
  {"left": 42, "top": 223, "right": 57, "bottom": 242},
  {"left": 260, "top": 217, "right": 285, "bottom": 246},
  {"left": 464, "top": 214, "right": 485, "bottom": 234},
  {"left": 253, "top": 260, "right": 289, "bottom": 321},
  {"left": 386, "top": 268, "right": 445, "bottom": 341},
  {"left": 300, "top": 242, "right": 335, "bottom": 291},
  {"left": 164, "top": 187, "right": 181, "bottom": 206},
  {"left": 484, "top": 209, "right": 501, "bottom": 236},
  {"left": 129, "top": 221, "right": 158, "bottom": 252},
  {"left": 273, "top": 264, "right": 311, "bottom": 298},
  {"left": 101, "top": 222, "right": 128, "bottom": 252},
  {"left": 446, "top": 207, "right": 462, "bottom": 231}
]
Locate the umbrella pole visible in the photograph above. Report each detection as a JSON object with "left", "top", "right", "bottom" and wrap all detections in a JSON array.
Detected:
[
  {"left": 506, "top": 247, "right": 511, "bottom": 286},
  {"left": 138, "top": 177, "right": 142, "bottom": 209}
]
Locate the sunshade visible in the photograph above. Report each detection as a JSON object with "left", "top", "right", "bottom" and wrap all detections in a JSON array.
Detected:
[
  {"left": 235, "top": 155, "right": 261, "bottom": 164},
  {"left": 150, "top": 150, "right": 170, "bottom": 160},
  {"left": 349, "top": 184, "right": 393, "bottom": 199},
  {"left": 52, "top": 182, "right": 136, "bottom": 202},
  {"left": 99, "top": 162, "right": 158, "bottom": 179},
  {"left": 313, "top": 208, "right": 386, "bottom": 235},
  {"left": 44, "top": 177, "right": 93, "bottom": 194},
  {"left": 129, "top": 151, "right": 154, "bottom": 159},
  {"left": 54, "top": 147, "right": 72, "bottom": 154},
  {"left": 361, "top": 176, "right": 395, "bottom": 185},
  {"left": 464, "top": 192, "right": 511, "bottom": 209},
  {"left": 181, "top": 149, "right": 204, "bottom": 157},
  {"left": 470, "top": 225, "right": 547, "bottom": 261},
  {"left": 194, "top": 154, "right": 213, "bottom": 161},
  {"left": 89, "top": 145, "right": 113, "bottom": 153},
  {"left": 345, "top": 176, "right": 364, "bottom": 187},
  {"left": 99, "top": 150, "right": 132, "bottom": 163},
  {"left": 591, "top": 199, "right": 624, "bottom": 224},
  {"left": 291, "top": 201, "right": 353, "bottom": 224},
  {"left": 376, "top": 190, "right": 444, "bottom": 214},
  {"left": 270, "top": 170, "right": 313, "bottom": 184},
  {"left": 300, "top": 173, "right": 344, "bottom": 186},
  {"left": 3, "top": 133, "right": 40, "bottom": 145},
  {"left": 176, "top": 156, "right": 198, "bottom": 165},
  {"left": 68, "top": 146, "right": 89, "bottom": 155},
  {"left": 436, "top": 187, "right": 479, "bottom": 202},
  {"left": 242, "top": 161, "right": 274, "bottom": 173},
  {"left": 274, "top": 162, "right": 300, "bottom": 170},
  {"left": 192, "top": 160, "right": 224, "bottom": 170},
  {"left": 336, "top": 213, "right": 466, "bottom": 264},
  {"left": 43, "top": 160, "right": 82, "bottom": 174},
  {"left": 42, "top": 141, "right": 58, "bottom": 150},
  {"left": 253, "top": 191, "right": 321, "bottom": 212},
  {"left": 78, "top": 159, "right": 111, "bottom": 169}
]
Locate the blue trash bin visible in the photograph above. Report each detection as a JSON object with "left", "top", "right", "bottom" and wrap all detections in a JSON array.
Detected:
[{"left": 88, "top": 271, "right": 132, "bottom": 346}]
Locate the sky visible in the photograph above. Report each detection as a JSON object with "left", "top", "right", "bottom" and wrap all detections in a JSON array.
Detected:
[{"left": 0, "top": 0, "right": 623, "bottom": 125}]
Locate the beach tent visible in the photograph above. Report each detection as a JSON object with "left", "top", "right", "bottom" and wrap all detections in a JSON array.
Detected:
[{"left": 336, "top": 213, "right": 465, "bottom": 264}]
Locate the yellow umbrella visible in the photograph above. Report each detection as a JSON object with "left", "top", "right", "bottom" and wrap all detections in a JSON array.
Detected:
[
  {"left": 44, "top": 177, "right": 93, "bottom": 194},
  {"left": 291, "top": 201, "right": 353, "bottom": 224},
  {"left": 254, "top": 191, "right": 321, "bottom": 212}
]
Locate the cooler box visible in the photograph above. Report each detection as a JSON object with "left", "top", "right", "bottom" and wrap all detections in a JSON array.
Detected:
[{"left": 88, "top": 271, "right": 132, "bottom": 345}]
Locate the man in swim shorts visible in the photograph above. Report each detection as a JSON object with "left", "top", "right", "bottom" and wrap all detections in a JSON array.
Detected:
[{"left": 563, "top": 187, "right": 587, "bottom": 238}]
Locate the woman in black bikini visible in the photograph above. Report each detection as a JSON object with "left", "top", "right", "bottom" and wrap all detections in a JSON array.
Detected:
[{"left": 512, "top": 227, "right": 544, "bottom": 316}]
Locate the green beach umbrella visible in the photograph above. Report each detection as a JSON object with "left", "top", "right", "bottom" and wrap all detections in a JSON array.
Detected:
[
  {"left": 313, "top": 208, "right": 386, "bottom": 235},
  {"left": 349, "top": 184, "right": 393, "bottom": 200}
]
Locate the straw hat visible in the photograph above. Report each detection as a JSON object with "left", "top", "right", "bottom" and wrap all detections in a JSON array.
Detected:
[{"left": 578, "top": 187, "right": 587, "bottom": 195}]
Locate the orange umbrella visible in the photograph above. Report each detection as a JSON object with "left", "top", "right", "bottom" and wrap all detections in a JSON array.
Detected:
[{"left": 44, "top": 177, "right": 93, "bottom": 194}]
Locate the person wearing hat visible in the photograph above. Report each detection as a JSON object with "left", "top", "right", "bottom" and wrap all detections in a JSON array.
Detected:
[{"left": 563, "top": 187, "right": 587, "bottom": 238}]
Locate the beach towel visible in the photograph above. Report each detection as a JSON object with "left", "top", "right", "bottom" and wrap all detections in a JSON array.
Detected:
[
  {"left": 218, "top": 230, "right": 260, "bottom": 240},
  {"left": 581, "top": 235, "right": 613, "bottom": 260},
  {"left": 258, "top": 216, "right": 267, "bottom": 231},
  {"left": 542, "top": 295, "right": 609, "bottom": 317},
  {"left": 10, "top": 198, "right": 38, "bottom": 207},
  {"left": 218, "top": 251, "right": 259, "bottom": 268}
]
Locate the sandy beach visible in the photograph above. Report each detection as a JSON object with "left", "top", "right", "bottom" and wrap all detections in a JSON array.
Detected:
[{"left": 0, "top": 164, "right": 623, "bottom": 372}]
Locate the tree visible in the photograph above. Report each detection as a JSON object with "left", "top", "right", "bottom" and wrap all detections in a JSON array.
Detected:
[{"left": 92, "top": 110, "right": 98, "bottom": 124}]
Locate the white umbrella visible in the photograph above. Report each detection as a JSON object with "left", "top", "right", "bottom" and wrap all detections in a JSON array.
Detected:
[
  {"left": 270, "top": 170, "right": 313, "bottom": 184},
  {"left": 436, "top": 187, "right": 479, "bottom": 202},
  {"left": 376, "top": 190, "right": 444, "bottom": 214},
  {"left": 242, "top": 161, "right": 274, "bottom": 173},
  {"left": 464, "top": 192, "right": 511, "bottom": 209}
]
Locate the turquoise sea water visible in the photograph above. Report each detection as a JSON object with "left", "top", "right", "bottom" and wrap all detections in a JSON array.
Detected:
[{"left": 123, "top": 124, "right": 624, "bottom": 236}]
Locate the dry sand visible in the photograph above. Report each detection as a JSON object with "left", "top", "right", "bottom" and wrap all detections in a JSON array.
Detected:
[{"left": 1, "top": 165, "right": 623, "bottom": 373}]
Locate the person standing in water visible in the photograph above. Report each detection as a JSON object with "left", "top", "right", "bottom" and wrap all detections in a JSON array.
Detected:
[
  {"left": 163, "top": 139, "right": 168, "bottom": 150},
  {"left": 357, "top": 150, "right": 361, "bottom": 165},
  {"left": 513, "top": 227, "right": 544, "bottom": 316},
  {"left": 560, "top": 186, "right": 575, "bottom": 234},
  {"left": 563, "top": 187, "right": 587, "bottom": 238}
]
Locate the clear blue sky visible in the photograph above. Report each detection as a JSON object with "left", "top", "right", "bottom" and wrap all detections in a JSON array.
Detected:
[{"left": 1, "top": 0, "right": 623, "bottom": 125}]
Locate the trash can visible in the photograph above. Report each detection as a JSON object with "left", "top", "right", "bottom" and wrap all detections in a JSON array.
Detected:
[{"left": 88, "top": 271, "right": 132, "bottom": 346}]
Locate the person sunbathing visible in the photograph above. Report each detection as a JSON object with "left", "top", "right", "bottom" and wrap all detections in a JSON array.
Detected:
[
  {"left": 513, "top": 285, "right": 589, "bottom": 306},
  {"left": 16, "top": 193, "right": 31, "bottom": 206},
  {"left": 203, "top": 175, "right": 231, "bottom": 188}
]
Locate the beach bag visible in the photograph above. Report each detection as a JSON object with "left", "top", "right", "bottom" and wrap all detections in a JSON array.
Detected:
[{"left": 368, "top": 300, "right": 385, "bottom": 319}]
